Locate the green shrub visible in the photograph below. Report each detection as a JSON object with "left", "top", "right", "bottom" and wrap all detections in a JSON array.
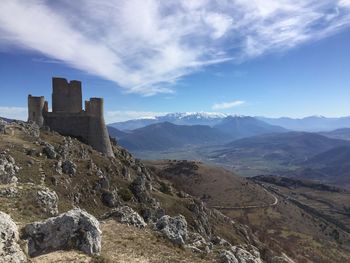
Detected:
[{"left": 118, "top": 187, "right": 133, "bottom": 201}]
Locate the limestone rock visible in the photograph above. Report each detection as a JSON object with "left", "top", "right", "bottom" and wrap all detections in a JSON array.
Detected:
[
  {"left": 0, "top": 211, "right": 27, "bottom": 263},
  {"left": 0, "top": 187, "right": 18, "bottom": 198},
  {"left": 156, "top": 215, "right": 188, "bottom": 245},
  {"left": 20, "top": 121, "right": 40, "bottom": 138},
  {"left": 0, "top": 153, "right": 20, "bottom": 184},
  {"left": 36, "top": 187, "right": 59, "bottom": 216},
  {"left": 187, "top": 200, "right": 211, "bottom": 239},
  {"left": 104, "top": 206, "right": 146, "bottom": 228},
  {"left": 230, "top": 245, "right": 263, "bottom": 263},
  {"left": 23, "top": 208, "right": 101, "bottom": 257},
  {"left": 130, "top": 174, "right": 152, "bottom": 203},
  {"left": 62, "top": 160, "right": 77, "bottom": 175},
  {"left": 42, "top": 144, "right": 57, "bottom": 159},
  {"left": 219, "top": 250, "right": 239, "bottom": 263},
  {"left": 186, "top": 232, "right": 211, "bottom": 254},
  {"left": 101, "top": 189, "right": 121, "bottom": 208}
]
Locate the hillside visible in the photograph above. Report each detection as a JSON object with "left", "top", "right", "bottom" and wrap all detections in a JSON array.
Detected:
[
  {"left": 214, "top": 116, "right": 287, "bottom": 138},
  {"left": 117, "top": 122, "right": 231, "bottom": 151},
  {"left": 319, "top": 128, "right": 350, "bottom": 140},
  {"left": 259, "top": 116, "right": 350, "bottom": 131},
  {"left": 283, "top": 146, "right": 350, "bottom": 187},
  {"left": 146, "top": 161, "right": 350, "bottom": 263},
  {"left": 213, "top": 132, "right": 350, "bottom": 164},
  {"left": 1, "top": 120, "right": 288, "bottom": 263},
  {"left": 107, "top": 126, "right": 128, "bottom": 140}
]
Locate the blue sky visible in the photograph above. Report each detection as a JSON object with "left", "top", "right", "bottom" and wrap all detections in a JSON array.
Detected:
[{"left": 0, "top": 0, "right": 350, "bottom": 123}]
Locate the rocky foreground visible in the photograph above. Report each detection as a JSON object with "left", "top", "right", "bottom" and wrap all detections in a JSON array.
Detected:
[{"left": 0, "top": 119, "right": 293, "bottom": 263}]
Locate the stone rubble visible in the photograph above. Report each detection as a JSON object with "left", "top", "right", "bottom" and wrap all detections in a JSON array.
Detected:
[
  {"left": 62, "top": 160, "right": 77, "bottom": 175},
  {"left": 0, "top": 153, "right": 20, "bottom": 184},
  {"left": 103, "top": 206, "right": 147, "bottom": 228},
  {"left": 36, "top": 187, "right": 59, "bottom": 216}
]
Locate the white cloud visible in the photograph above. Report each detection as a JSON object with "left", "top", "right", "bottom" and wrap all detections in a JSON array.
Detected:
[
  {"left": 0, "top": 107, "right": 27, "bottom": 121},
  {"left": 212, "top": 100, "right": 245, "bottom": 110},
  {"left": 0, "top": 0, "right": 349, "bottom": 95},
  {"left": 106, "top": 110, "right": 167, "bottom": 123}
]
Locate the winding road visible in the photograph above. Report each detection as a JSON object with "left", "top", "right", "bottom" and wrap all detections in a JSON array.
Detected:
[{"left": 210, "top": 187, "right": 278, "bottom": 210}]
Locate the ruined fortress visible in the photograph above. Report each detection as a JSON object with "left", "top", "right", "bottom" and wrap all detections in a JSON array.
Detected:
[{"left": 28, "top": 77, "right": 114, "bottom": 157}]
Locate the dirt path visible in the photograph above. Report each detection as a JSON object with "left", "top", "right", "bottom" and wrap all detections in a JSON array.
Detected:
[{"left": 210, "top": 187, "right": 278, "bottom": 210}]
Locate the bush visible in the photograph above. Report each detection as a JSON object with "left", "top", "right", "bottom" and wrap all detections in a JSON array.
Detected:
[
  {"left": 159, "top": 181, "right": 172, "bottom": 195},
  {"left": 118, "top": 187, "right": 133, "bottom": 201}
]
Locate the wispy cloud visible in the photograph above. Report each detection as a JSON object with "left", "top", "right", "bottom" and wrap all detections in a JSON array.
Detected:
[
  {"left": 106, "top": 110, "right": 167, "bottom": 123},
  {"left": 0, "top": 0, "right": 349, "bottom": 95},
  {"left": 212, "top": 100, "right": 245, "bottom": 110},
  {"left": 0, "top": 107, "right": 27, "bottom": 121}
]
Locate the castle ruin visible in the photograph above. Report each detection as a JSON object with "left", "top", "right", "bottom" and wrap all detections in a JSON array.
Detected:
[{"left": 28, "top": 77, "right": 114, "bottom": 157}]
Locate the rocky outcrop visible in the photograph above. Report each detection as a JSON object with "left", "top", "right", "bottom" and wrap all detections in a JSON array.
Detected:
[
  {"left": 187, "top": 200, "right": 212, "bottom": 239},
  {"left": 220, "top": 245, "right": 263, "bottom": 263},
  {"left": 0, "top": 211, "right": 27, "bottom": 263},
  {"left": 0, "top": 153, "right": 20, "bottom": 184},
  {"left": 101, "top": 189, "right": 121, "bottom": 208},
  {"left": 186, "top": 232, "right": 211, "bottom": 254},
  {"left": 0, "top": 186, "right": 18, "bottom": 198},
  {"left": 36, "top": 187, "right": 59, "bottom": 216},
  {"left": 23, "top": 208, "right": 101, "bottom": 257},
  {"left": 42, "top": 143, "right": 57, "bottom": 159},
  {"left": 103, "top": 206, "right": 146, "bottom": 228},
  {"left": 156, "top": 215, "right": 188, "bottom": 245},
  {"left": 130, "top": 174, "right": 151, "bottom": 203},
  {"left": 219, "top": 250, "right": 239, "bottom": 263},
  {"left": 62, "top": 160, "right": 77, "bottom": 175}
]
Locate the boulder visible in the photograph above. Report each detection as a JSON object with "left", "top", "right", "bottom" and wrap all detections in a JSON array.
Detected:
[
  {"left": 0, "top": 153, "right": 20, "bottom": 184},
  {"left": 156, "top": 215, "right": 188, "bottom": 245},
  {"left": 0, "top": 211, "right": 27, "bottom": 263},
  {"left": 130, "top": 174, "right": 149, "bottom": 203},
  {"left": 219, "top": 250, "right": 239, "bottom": 263},
  {"left": 62, "top": 160, "right": 77, "bottom": 175},
  {"left": 36, "top": 187, "right": 59, "bottom": 216},
  {"left": 186, "top": 232, "right": 211, "bottom": 254},
  {"left": 23, "top": 208, "right": 101, "bottom": 257},
  {"left": 104, "top": 206, "right": 146, "bottom": 228},
  {"left": 101, "top": 189, "right": 121, "bottom": 208},
  {"left": 230, "top": 245, "right": 263, "bottom": 263},
  {"left": 42, "top": 144, "right": 57, "bottom": 159}
]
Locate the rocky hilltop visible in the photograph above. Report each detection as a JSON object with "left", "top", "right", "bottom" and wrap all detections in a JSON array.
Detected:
[{"left": 0, "top": 119, "right": 292, "bottom": 263}]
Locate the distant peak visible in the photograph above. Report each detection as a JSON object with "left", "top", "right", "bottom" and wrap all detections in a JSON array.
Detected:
[{"left": 159, "top": 112, "right": 229, "bottom": 119}]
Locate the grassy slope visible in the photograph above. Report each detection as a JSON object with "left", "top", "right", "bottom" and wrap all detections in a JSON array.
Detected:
[
  {"left": 145, "top": 160, "right": 350, "bottom": 263},
  {"left": 0, "top": 123, "right": 254, "bottom": 262}
]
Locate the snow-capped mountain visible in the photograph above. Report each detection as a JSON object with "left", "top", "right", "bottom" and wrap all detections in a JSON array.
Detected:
[{"left": 109, "top": 112, "right": 230, "bottom": 130}]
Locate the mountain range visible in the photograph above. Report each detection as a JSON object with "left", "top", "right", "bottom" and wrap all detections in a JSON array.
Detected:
[
  {"left": 109, "top": 112, "right": 350, "bottom": 132},
  {"left": 259, "top": 115, "right": 350, "bottom": 132},
  {"left": 109, "top": 112, "right": 227, "bottom": 131},
  {"left": 111, "top": 116, "right": 289, "bottom": 151}
]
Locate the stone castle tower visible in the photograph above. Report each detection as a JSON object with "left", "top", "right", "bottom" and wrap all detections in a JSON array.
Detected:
[{"left": 28, "top": 77, "right": 114, "bottom": 157}]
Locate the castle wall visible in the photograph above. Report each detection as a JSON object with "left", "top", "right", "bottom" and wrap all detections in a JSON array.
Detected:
[
  {"left": 44, "top": 111, "right": 114, "bottom": 157},
  {"left": 52, "top": 78, "right": 82, "bottom": 113},
  {"left": 44, "top": 113, "right": 90, "bottom": 143},
  {"left": 28, "top": 77, "right": 114, "bottom": 157},
  {"left": 28, "top": 95, "right": 46, "bottom": 126}
]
